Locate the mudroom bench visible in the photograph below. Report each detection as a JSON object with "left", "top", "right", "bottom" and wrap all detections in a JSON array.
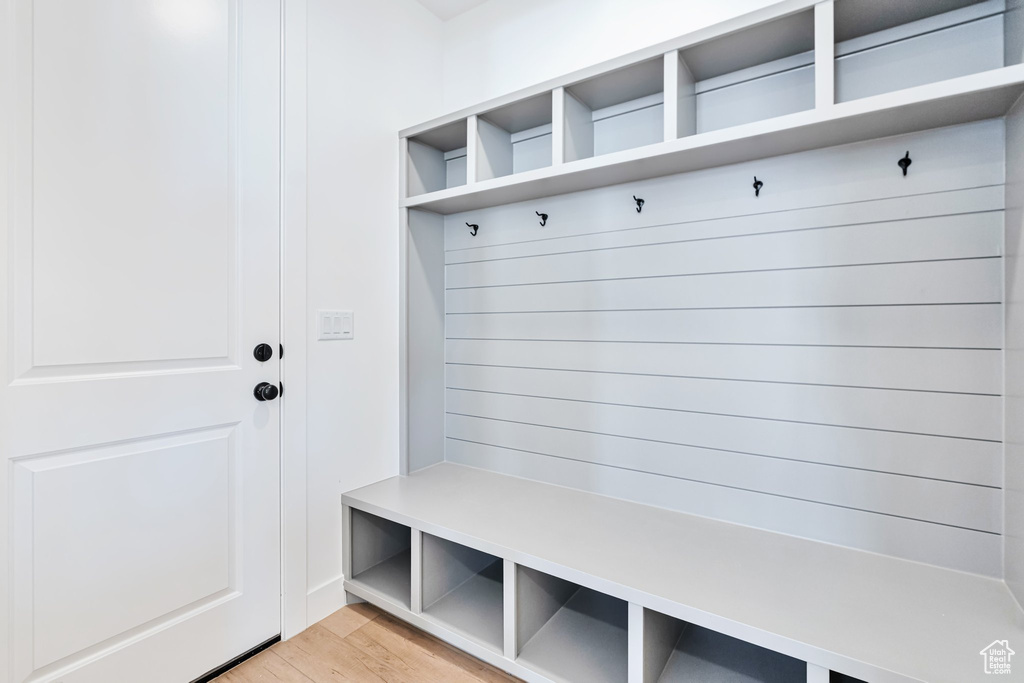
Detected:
[{"left": 342, "top": 464, "right": 1020, "bottom": 683}]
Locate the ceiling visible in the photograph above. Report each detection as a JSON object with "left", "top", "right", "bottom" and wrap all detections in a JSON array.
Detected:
[{"left": 415, "top": 0, "right": 488, "bottom": 21}]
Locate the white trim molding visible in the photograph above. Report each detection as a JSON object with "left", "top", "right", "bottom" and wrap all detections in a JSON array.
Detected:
[
  {"left": 281, "top": 0, "right": 309, "bottom": 640},
  {"left": 307, "top": 576, "right": 347, "bottom": 626}
]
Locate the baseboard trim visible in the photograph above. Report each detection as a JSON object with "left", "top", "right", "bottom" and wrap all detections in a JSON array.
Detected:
[{"left": 306, "top": 575, "right": 346, "bottom": 626}]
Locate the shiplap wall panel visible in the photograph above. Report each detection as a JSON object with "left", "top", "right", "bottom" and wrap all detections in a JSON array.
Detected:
[
  {"left": 593, "top": 103, "right": 664, "bottom": 157},
  {"left": 445, "top": 185, "right": 1004, "bottom": 264},
  {"left": 446, "top": 340, "right": 1002, "bottom": 394},
  {"left": 444, "top": 414, "right": 999, "bottom": 532},
  {"left": 513, "top": 134, "right": 552, "bottom": 175},
  {"left": 446, "top": 213, "right": 1002, "bottom": 288},
  {"left": 439, "top": 121, "right": 1005, "bottom": 575},
  {"left": 447, "top": 305, "right": 1002, "bottom": 348},
  {"left": 695, "top": 65, "right": 814, "bottom": 133},
  {"left": 445, "top": 440, "right": 1002, "bottom": 577},
  {"left": 446, "top": 259, "right": 1001, "bottom": 313},
  {"left": 445, "top": 389, "right": 1002, "bottom": 486},
  {"left": 445, "top": 365, "right": 999, "bottom": 440}
]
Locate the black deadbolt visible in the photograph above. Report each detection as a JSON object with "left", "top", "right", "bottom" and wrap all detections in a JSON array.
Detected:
[
  {"left": 254, "top": 382, "right": 279, "bottom": 402},
  {"left": 253, "top": 343, "right": 274, "bottom": 362}
]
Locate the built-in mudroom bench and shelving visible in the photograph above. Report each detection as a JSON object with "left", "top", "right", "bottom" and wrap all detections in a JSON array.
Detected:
[{"left": 345, "top": 1, "right": 1024, "bottom": 681}]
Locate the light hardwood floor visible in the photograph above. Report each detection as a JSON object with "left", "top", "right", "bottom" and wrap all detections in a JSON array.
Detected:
[{"left": 214, "top": 603, "right": 521, "bottom": 682}]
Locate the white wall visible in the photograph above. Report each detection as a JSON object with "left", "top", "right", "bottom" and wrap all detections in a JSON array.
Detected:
[
  {"left": 441, "top": 0, "right": 784, "bottom": 111},
  {"left": 306, "top": 0, "right": 443, "bottom": 615}
]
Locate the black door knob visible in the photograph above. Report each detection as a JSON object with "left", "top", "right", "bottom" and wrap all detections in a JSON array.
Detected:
[
  {"left": 254, "top": 382, "right": 279, "bottom": 402},
  {"left": 253, "top": 343, "right": 274, "bottom": 362}
]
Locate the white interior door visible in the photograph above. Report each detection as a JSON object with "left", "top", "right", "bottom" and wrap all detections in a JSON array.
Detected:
[{"left": 0, "top": 1, "right": 283, "bottom": 681}]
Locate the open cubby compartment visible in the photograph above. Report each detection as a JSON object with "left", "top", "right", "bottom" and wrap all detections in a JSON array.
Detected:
[
  {"left": 834, "top": 0, "right": 1011, "bottom": 103},
  {"left": 406, "top": 119, "right": 468, "bottom": 197},
  {"left": 640, "top": 608, "right": 805, "bottom": 683},
  {"left": 475, "top": 92, "right": 553, "bottom": 181},
  {"left": 829, "top": 674, "right": 866, "bottom": 683},
  {"left": 672, "top": 7, "right": 815, "bottom": 137},
  {"left": 421, "top": 533, "right": 504, "bottom": 653},
  {"left": 348, "top": 508, "right": 412, "bottom": 608},
  {"left": 516, "top": 566, "right": 628, "bottom": 683},
  {"left": 562, "top": 57, "right": 665, "bottom": 161}
]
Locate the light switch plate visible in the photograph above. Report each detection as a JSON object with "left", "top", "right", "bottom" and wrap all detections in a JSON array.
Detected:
[{"left": 318, "top": 310, "right": 354, "bottom": 340}]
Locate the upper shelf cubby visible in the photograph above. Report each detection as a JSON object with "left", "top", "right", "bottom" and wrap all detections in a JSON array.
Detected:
[
  {"left": 834, "top": 0, "right": 1011, "bottom": 102},
  {"left": 406, "top": 119, "right": 468, "bottom": 197},
  {"left": 399, "top": 0, "right": 1024, "bottom": 213},
  {"left": 476, "top": 92, "right": 553, "bottom": 181},
  {"left": 563, "top": 57, "right": 665, "bottom": 161},
  {"left": 673, "top": 8, "right": 816, "bottom": 135}
]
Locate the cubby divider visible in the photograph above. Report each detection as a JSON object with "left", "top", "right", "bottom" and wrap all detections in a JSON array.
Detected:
[
  {"left": 516, "top": 566, "right": 629, "bottom": 683},
  {"left": 420, "top": 533, "right": 504, "bottom": 653},
  {"left": 348, "top": 509, "right": 412, "bottom": 608},
  {"left": 638, "top": 607, "right": 805, "bottom": 683}
]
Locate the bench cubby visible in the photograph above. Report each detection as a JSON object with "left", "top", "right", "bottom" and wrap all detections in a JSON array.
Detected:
[
  {"left": 638, "top": 607, "right": 805, "bottom": 683},
  {"left": 516, "top": 566, "right": 629, "bottom": 683},
  {"left": 829, "top": 674, "right": 866, "bottom": 683},
  {"left": 421, "top": 532, "right": 504, "bottom": 653},
  {"left": 347, "top": 508, "right": 411, "bottom": 608}
]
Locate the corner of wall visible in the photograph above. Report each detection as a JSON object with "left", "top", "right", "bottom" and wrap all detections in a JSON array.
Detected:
[{"left": 1004, "top": 91, "right": 1024, "bottom": 604}]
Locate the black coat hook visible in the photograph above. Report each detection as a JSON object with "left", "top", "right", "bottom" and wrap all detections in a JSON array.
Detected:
[
  {"left": 536, "top": 212, "right": 548, "bottom": 227},
  {"left": 753, "top": 176, "right": 763, "bottom": 197},
  {"left": 633, "top": 196, "right": 645, "bottom": 213},
  {"left": 467, "top": 222, "right": 479, "bottom": 237},
  {"left": 898, "top": 151, "right": 912, "bottom": 176}
]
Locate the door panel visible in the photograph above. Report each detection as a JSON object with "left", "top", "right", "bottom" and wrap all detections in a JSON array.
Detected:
[
  {"left": 1, "top": 1, "right": 282, "bottom": 681},
  {"left": 19, "top": 427, "right": 236, "bottom": 668},
  {"left": 28, "top": 0, "right": 235, "bottom": 370}
]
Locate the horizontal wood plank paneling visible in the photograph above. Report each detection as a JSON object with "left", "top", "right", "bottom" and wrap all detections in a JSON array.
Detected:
[
  {"left": 444, "top": 414, "right": 1000, "bottom": 532},
  {"left": 439, "top": 122, "right": 1005, "bottom": 574},
  {"left": 446, "top": 258, "right": 1001, "bottom": 313},
  {"left": 446, "top": 212, "right": 1002, "bottom": 287},
  {"left": 446, "top": 305, "right": 1002, "bottom": 348},
  {"left": 445, "top": 389, "right": 1002, "bottom": 486},
  {"left": 445, "top": 364, "right": 1000, "bottom": 440},
  {"left": 445, "top": 340, "right": 1002, "bottom": 394},
  {"left": 445, "top": 185, "right": 1005, "bottom": 264},
  {"left": 445, "top": 439, "right": 1002, "bottom": 577}
]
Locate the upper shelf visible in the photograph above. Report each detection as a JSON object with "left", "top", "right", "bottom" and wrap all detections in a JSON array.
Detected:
[{"left": 400, "top": 0, "right": 1023, "bottom": 215}]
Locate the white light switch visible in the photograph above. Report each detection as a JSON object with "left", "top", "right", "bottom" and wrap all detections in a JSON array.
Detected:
[{"left": 318, "top": 310, "right": 354, "bottom": 340}]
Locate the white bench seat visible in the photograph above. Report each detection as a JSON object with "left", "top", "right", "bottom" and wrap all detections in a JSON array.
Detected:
[{"left": 342, "top": 463, "right": 1024, "bottom": 683}]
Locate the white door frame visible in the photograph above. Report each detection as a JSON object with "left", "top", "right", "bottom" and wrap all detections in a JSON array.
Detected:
[{"left": 281, "top": 0, "right": 309, "bottom": 641}]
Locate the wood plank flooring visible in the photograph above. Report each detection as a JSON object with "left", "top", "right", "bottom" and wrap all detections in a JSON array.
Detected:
[{"left": 215, "top": 603, "right": 521, "bottom": 683}]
